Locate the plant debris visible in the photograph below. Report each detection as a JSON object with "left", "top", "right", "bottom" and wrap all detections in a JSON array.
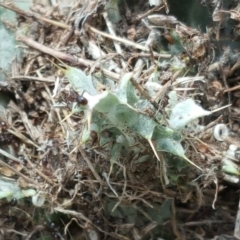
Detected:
[{"left": 0, "top": 0, "right": 240, "bottom": 239}]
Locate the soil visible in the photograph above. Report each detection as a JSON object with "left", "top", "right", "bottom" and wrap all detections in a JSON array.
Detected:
[{"left": 0, "top": 0, "right": 240, "bottom": 239}]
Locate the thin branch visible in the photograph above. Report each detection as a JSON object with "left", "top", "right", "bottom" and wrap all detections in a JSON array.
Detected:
[
  {"left": 86, "top": 24, "right": 170, "bottom": 58},
  {"left": 11, "top": 76, "right": 56, "bottom": 82},
  {"left": 0, "top": 157, "right": 37, "bottom": 185},
  {"left": 16, "top": 34, "right": 120, "bottom": 81},
  {"left": 17, "top": 34, "right": 80, "bottom": 64},
  {"left": 78, "top": 148, "right": 103, "bottom": 184}
]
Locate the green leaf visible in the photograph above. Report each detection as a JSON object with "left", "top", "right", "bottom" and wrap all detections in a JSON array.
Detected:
[
  {"left": 110, "top": 143, "right": 122, "bottom": 163},
  {"left": 222, "top": 158, "right": 240, "bottom": 175},
  {"left": 156, "top": 137, "right": 185, "bottom": 156},
  {"left": 94, "top": 92, "right": 120, "bottom": 113},
  {"left": 147, "top": 199, "right": 173, "bottom": 224},
  {"left": 168, "top": 98, "right": 211, "bottom": 129},
  {"left": 0, "top": 2, "right": 31, "bottom": 82},
  {"left": 0, "top": 179, "right": 36, "bottom": 201},
  {"left": 116, "top": 72, "right": 139, "bottom": 105},
  {"left": 155, "top": 136, "right": 202, "bottom": 170},
  {"left": 105, "top": 0, "right": 121, "bottom": 24},
  {"left": 64, "top": 65, "right": 202, "bottom": 170},
  {"left": 64, "top": 67, "right": 97, "bottom": 95},
  {"left": 81, "top": 126, "right": 91, "bottom": 143}
]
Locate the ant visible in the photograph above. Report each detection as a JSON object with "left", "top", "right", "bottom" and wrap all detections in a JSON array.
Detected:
[
  {"left": 64, "top": 90, "right": 88, "bottom": 106},
  {"left": 76, "top": 93, "right": 88, "bottom": 105}
]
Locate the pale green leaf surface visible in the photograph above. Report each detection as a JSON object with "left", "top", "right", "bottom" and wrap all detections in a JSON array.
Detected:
[
  {"left": 156, "top": 137, "right": 185, "bottom": 157},
  {"left": 152, "top": 125, "right": 175, "bottom": 139},
  {"left": 81, "top": 126, "right": 91, "bottom": 143},
  {"left": 129, "top": 113, "right": 157, "bottom": 140},
  {"left": 134, "top": 99, "right": 152, "bottom": 111},
  {"left": 115, "top": 72, "right": 138, "bottom": 105},
  {"left": 108, "top": 104, "right": 139, "bottom": 126},
  {"left": 110, "top": 143, "right": 122, "bottom": 163},
  {"left": 0, "top": 179, "right": 36, "bottom": 201},
  {"left": 0, "top": 191, "right": 12, "bottom": 199},
  {"left": 222, "top": 158, "right": 240, "bottom": 175},
  {"left": 222, "top": 165, "right": 240, "bottom": 175},
  {"left": 167, "top": 91, "right": 178, "bottom": 110},
  {"left": 105, "top": 104, "right": 157, "bottom": 140},
  {"left": 105, "top": 0, "right": 121, "bottom": 24},
  {"left": 65, "top": 66, "right": 200, "bottom": 167},
  {"left": 169, "top": 98, "right": 211, "bottom": 129},
  {"left": 94, "top": 92, "right": 120, "bottom": 113},
  {"left": 86, "top": 89, "right": 187, "bottom": 158},
  {"left": 22, "top": 189, "right": 37, "bottom": 197},
  {"left": 64, "top": 67, "right": 97, "bottom": 95},
  {"left": 0, "top": 2, "right": 31, "bottom": 82}
]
